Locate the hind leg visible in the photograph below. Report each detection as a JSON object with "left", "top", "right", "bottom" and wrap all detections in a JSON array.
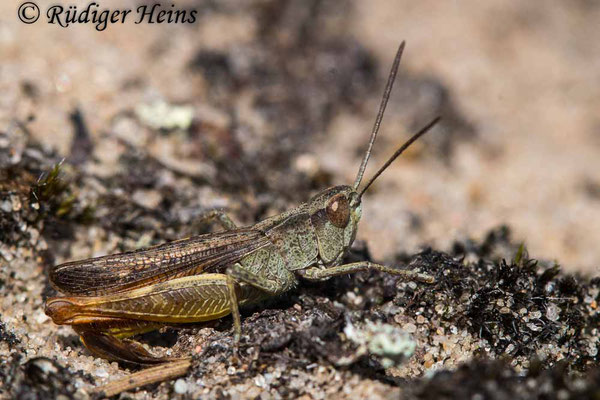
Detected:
[
  {"left": 74, "top": 320, "right": 192, "bottom": 396},
  {"left": 73, "top": 319, "right": 175, "bottom": 366}
]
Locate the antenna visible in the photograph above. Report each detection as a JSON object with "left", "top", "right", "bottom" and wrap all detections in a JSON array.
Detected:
[
  {"left": 353, "top": 41, "right": 405, "bottom": 189},
  {"left": 358, "top": 116, "right": 441, "bottom": 197}
]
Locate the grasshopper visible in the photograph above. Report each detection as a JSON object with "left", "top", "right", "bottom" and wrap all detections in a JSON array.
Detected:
[{"left": 44, "top": 41, "right": 440, "bottom": 367}]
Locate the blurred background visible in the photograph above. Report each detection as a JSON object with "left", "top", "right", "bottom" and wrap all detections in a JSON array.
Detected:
[{"left": 2, "top": 0, "right": 599, "bottom": 273}]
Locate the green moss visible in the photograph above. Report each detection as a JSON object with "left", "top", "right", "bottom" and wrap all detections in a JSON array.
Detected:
[
  {"left": 31, "top": 162, "right": 68, "bottom": 204},
  {"left": 29, "top": 162, "right": 95, "bottom": 223}
]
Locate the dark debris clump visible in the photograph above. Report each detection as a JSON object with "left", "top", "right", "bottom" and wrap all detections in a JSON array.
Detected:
[
  {"left": 14, "top": 357, "right": 80, "bottom": 400},
  {"left": 188, "top": 297, "right": 361, "bottom": 398},
  {"left": 405, "top": 358, "right": 600, "bottom": 400},
  {"left": 396, "top": 227, "right": 599, "bottom": 372},
  {"left": 0, "top": 321, "right": 19, "bottom": 347}
]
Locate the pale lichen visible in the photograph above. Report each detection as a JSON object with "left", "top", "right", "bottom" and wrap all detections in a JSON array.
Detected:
[{"left": 344, "top": 320, "right": 416, "bottom": 369}]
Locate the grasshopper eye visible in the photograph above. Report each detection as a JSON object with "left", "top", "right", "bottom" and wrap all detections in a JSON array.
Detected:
[{"left": 326, "top": 194, "right": 350, "bottom": 228}]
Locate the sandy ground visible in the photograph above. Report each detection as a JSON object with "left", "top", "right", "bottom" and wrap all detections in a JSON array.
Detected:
[{"left": 1, "top": 0, "right": 599, "bottom": 399}]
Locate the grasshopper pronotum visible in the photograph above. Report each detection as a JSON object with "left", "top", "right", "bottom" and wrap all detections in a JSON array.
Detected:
[{"left": 45, "top": 41, "right": 440, "bottom": 369}]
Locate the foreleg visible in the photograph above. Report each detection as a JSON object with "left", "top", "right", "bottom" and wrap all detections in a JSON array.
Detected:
[{"left": 297, "top": 261, "right": 434, "bottom": 283}]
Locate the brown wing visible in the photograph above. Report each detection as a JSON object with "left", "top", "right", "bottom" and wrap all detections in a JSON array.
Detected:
[{"left": 49, "top": 228, "right": 270, "bottom": 296}]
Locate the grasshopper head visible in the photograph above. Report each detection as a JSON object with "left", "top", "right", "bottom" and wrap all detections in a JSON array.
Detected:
[
  {"left": 306, "top": 42, "right": 440, "bottom": 264},
  {"left": 307, "top": 185, "right": 362, "bottom": 264}
]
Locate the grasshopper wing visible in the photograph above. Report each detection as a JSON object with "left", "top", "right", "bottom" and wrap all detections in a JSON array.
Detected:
[{"left": 49, "top": 228, "right": 270, "bottom": 296}]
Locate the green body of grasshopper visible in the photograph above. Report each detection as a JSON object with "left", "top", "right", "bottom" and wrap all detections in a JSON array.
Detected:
[{"left": 45, "top": 42, "right": 439, "bottom": 366}]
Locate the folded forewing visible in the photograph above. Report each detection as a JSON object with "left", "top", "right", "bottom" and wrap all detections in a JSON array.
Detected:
[{"left": 49, "top": 229, "right": 270, "bottom": 296}]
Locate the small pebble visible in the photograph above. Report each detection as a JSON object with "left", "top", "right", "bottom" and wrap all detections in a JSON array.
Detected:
[
  {"left": 0, "top": 199, "right": 12, "bottom": 213},
  {"left": 546, "top": 304, "right": 560, "bottom": 321},
  {"left": 95, "top": 368, "right": 108, "bottom": 378},
  {"left": 527, "top": 322, "right": 542, "bottom": 332},
  {"left": 403, "top": 323, "right": 417, "bottom": 333},
  {"left": 35, "top": 311, "right": 49, "bottom": 324},
  {"left": 254, "top": 374, "right": 267, "bottom": 388},
  {"left": 174, "top": 378, "right": 188, "bottom": 394}
]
